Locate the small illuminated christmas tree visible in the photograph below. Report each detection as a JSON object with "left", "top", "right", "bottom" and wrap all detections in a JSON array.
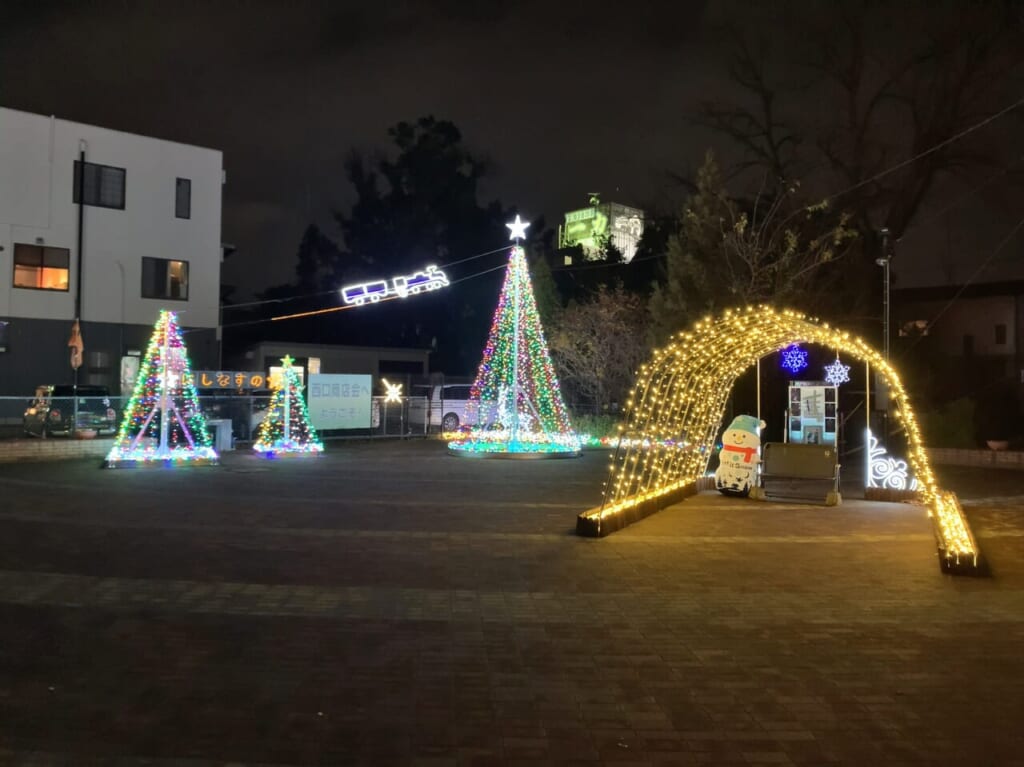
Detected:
[
  {"left": 253, "top": 354, "right": 323, "bottom": 457},
  {"left": 449, "top": 215, "right": 580, "bottom": 457},
  {"left": 105, "top": 309, "right": 218, "bottom": 467}
]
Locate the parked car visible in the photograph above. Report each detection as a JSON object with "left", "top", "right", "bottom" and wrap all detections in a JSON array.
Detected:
[
  {"left": 408, "top": 383, "right": 475, "bottom": 432},
  {"left": 202, "top": 396, "right": 272, "bottom": 442},
  {"left": 23, "top": 385, "right": 117, "bottom": 437}
]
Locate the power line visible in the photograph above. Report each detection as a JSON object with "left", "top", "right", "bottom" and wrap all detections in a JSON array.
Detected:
[
  {"left": 219, "top": 260, "right": 512, "bottom": 329},
  {"left": 220, "top": 94, "right": 1024, "bottom": 336},
  {"left": 819, "top": 93, "right": 1024, "bottom": 209},
  {"left": 220, "top": 243, "right": 510, "bottom": 315},
  {"left": 551, "top": 252, "right": 666, "bottom": 272},
  {"left": 897, "top": 210, "right": 1024, "bottom": 358},
  {"left": 899, "top": 154, "right": 1024, "bottom": 241},
  {"left": 440, "top": 245, "right": 510, "bottom": 268}
]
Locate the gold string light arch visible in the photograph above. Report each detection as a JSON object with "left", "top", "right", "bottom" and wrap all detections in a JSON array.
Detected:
[{"left": 577, "top": 305, "right": 980, "bottom": 573}]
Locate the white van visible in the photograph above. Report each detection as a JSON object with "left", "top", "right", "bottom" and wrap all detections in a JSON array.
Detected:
[{"left": 408, "top": 383, "right": 474, "bottom": 431}]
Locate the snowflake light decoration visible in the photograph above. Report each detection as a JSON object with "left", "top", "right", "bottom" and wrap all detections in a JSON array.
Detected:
[
  {"left": 823, "top": 357, "right": 851, "bottom": 386},
  {"left": 866, "top": 429, "right": 919, "bottom": 491},
  {"left": 780, "top": 344, "right": 809, "bottom": 374}
]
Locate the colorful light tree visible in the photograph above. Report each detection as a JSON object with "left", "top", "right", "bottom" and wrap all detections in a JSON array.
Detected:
[
  {"left": 449, "top": 215, "right": 581, "bottom": 457},
  {"left": 253, "top": 355, "right": 323, "bottom": 457},
  {"left": 105, "top": 309, "right": 218, "bottom": 466}
]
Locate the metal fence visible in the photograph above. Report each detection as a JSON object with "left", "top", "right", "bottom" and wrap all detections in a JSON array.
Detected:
[{"left": 0, "top": 394, "right": 432, "bottom": 442}]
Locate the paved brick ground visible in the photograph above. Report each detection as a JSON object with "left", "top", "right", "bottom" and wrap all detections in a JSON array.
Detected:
[{"left": 0, "top": 440, "right": 1022, "bottom": 766}]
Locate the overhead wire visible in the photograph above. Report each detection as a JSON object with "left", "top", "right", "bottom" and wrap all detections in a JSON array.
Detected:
[
  {"left": 817, "top": 92, "right": 1024, "bottom": 209},
  {"left": 220, "top": 94, "right": 1024, "bottom": 332},
  {"left": 271, "top": 261, "right": 512, "bottom": 322},
  {"left": 896, "top": 209, "right": 1024, "bottom": 358},
  {"left": 898, "top": 154, "right": 1024, "bottom": 242},
  {"left": 214, "top": 243, "right": 511, "bottom": 328},
  {"left": 214, "top": 256, "right": 513, "bottom": 328}
]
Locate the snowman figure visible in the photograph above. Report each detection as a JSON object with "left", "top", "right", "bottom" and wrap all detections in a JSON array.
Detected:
[{"left": 714, "top": 415, "right": 766, "bottom": 497}]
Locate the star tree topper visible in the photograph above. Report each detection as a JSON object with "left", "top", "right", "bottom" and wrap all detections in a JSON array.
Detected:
[
  {"left": 506, "top": 214, "right": 530, "bottom": 241},
  {"left": 823, "top": 357, "right": 851, "bottom": 386}
]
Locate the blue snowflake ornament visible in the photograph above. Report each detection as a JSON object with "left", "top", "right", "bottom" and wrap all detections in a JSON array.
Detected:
[{"left": 780, "top": 344, "right": 809, "bottom": 374}]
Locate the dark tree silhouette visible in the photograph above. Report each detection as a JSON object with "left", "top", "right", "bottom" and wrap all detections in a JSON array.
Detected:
[
  {"left": 333, "top": 116, "right": 512, "bottom": 373},
  {"left": 696, "top": 1, "right": 1024, "bottom": 322}
]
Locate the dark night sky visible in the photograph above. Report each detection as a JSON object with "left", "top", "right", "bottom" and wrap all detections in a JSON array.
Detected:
[{"left": 2, "top": 0, "right": 1022, "bottom": 300}]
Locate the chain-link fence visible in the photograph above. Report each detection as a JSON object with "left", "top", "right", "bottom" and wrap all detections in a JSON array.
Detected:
[{"left": 0, "top": 394, "right": 432, "bottom": 443}]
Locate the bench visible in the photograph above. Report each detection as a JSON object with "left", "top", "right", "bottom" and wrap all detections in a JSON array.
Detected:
[{"left": 751, "top": 442, "right": 841, "bottom": 506}]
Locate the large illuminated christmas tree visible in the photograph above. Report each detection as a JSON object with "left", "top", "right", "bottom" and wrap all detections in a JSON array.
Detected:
[
  {"left": 253, "top": 354, "right": 323, "bottom": 457},
  {"left": 449, "top": 215, "right": 580, "bottom": 457},
  {"left": 105, "top": 309, "right": 218, "bottom": 467}
]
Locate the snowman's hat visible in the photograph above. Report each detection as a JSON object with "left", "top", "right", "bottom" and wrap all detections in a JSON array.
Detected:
[{"left": 727, "top": 414, "right": 766, "bottom": 435}]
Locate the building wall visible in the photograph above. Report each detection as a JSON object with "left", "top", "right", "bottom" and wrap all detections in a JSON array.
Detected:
[
  {"left": 0, "top": 107, "right": 223, "bottom": 393},
  {"left": 898, "top": 295, "right": 1016, "bottom": 356},
  {"left": 234, "top": 342, "right": 430, "bottom": 379},
  {"left": 896, "top": 289, "right": 1024, "bottom": 411},
  {"left": 0, "top": 107, "right": 222, "bottom": 328},
  {"left": 0, "top": 317, "right": 218, "bottom": 395},
  {"left": 558, "top": 201, "right": 645, "bottom": 263}
]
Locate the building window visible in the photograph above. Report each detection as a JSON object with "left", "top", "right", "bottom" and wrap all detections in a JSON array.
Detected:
[
  {"left": 73, "top": 160, "right": 126, "bottom": 209},
  {"left": 13, "top": 244, "right": 70, "bottom": 291},
  {"left": 963, "top": 334, "right": 975, "bottom": 357},
  {"left": 995, "top": 324, "right": 1007, "bottom": 345},
  {"left": 141, "top": 257, "right": 189, "bottom": 300},
  {"left": 175, "top": 177, "right": 191, "bottom": 219}
]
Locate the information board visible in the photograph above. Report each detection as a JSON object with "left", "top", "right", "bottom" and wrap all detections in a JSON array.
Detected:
[
  {"left": 308, "top": 374, "right": 372, "bottom": 430},
  {"left": 787, "top": 382, "right": 838, "bottom": 446}
]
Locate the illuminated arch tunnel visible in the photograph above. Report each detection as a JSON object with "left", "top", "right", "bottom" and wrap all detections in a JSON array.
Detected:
[{"left": 576, "top": 306, "right": 982, "bottom": 575}]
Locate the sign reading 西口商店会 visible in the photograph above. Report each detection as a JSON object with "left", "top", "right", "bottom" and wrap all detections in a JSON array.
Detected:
[{"left": 308, "top": 374, "right": 372, "bottom": 430}]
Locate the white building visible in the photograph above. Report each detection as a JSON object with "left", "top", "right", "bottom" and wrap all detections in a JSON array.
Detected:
[
  {"left": 0, "top": 106, "right": 223, "bottom": 395},
  {"left": 558, "top": 197, "right": 645, "bottom": 263}
]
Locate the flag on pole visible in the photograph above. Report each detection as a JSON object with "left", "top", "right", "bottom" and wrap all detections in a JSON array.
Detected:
[{"left": 69, "top": 318, "right": 84, "bottom": 370}]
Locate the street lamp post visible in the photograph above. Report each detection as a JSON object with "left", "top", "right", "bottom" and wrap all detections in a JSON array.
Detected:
[
  {"left": 875, "top": 228, "right": 893, "bottom": 443},
  {"left": 875, "top": 228, "right": 892, "bottom": 363}
]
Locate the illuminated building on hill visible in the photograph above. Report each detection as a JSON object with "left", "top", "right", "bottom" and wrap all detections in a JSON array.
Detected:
[{"left": 557, "top": 194, "right": 644, "bottom": 263}]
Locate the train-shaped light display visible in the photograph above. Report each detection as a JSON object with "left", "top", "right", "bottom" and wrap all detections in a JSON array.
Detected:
[{"left": 340, "top": 265, "right": 450, "bottom": 306}]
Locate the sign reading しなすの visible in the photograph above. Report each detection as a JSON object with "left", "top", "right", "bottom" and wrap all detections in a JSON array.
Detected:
[
  {"left": 194, "top": 371, "right": 269, "bottom": 390},
  {"left": 308, "top": 374, "right": 372, "bottom": 430}
]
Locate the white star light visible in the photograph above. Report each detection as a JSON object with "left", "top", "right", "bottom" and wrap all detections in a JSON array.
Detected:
[
  {"left": 381, "top": 378, "right": 403, "bottom": 404},
  {"left": 823, "top": 357, "right": 851, "bottom": 386},
  {"left": 506, "top": 214, "right": 530, "bottom": 241}
]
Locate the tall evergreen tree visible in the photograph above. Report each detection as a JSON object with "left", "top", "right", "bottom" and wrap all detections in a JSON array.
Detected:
[{"left": 334, "top": 116, "right": 510, "bottom": 372}]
